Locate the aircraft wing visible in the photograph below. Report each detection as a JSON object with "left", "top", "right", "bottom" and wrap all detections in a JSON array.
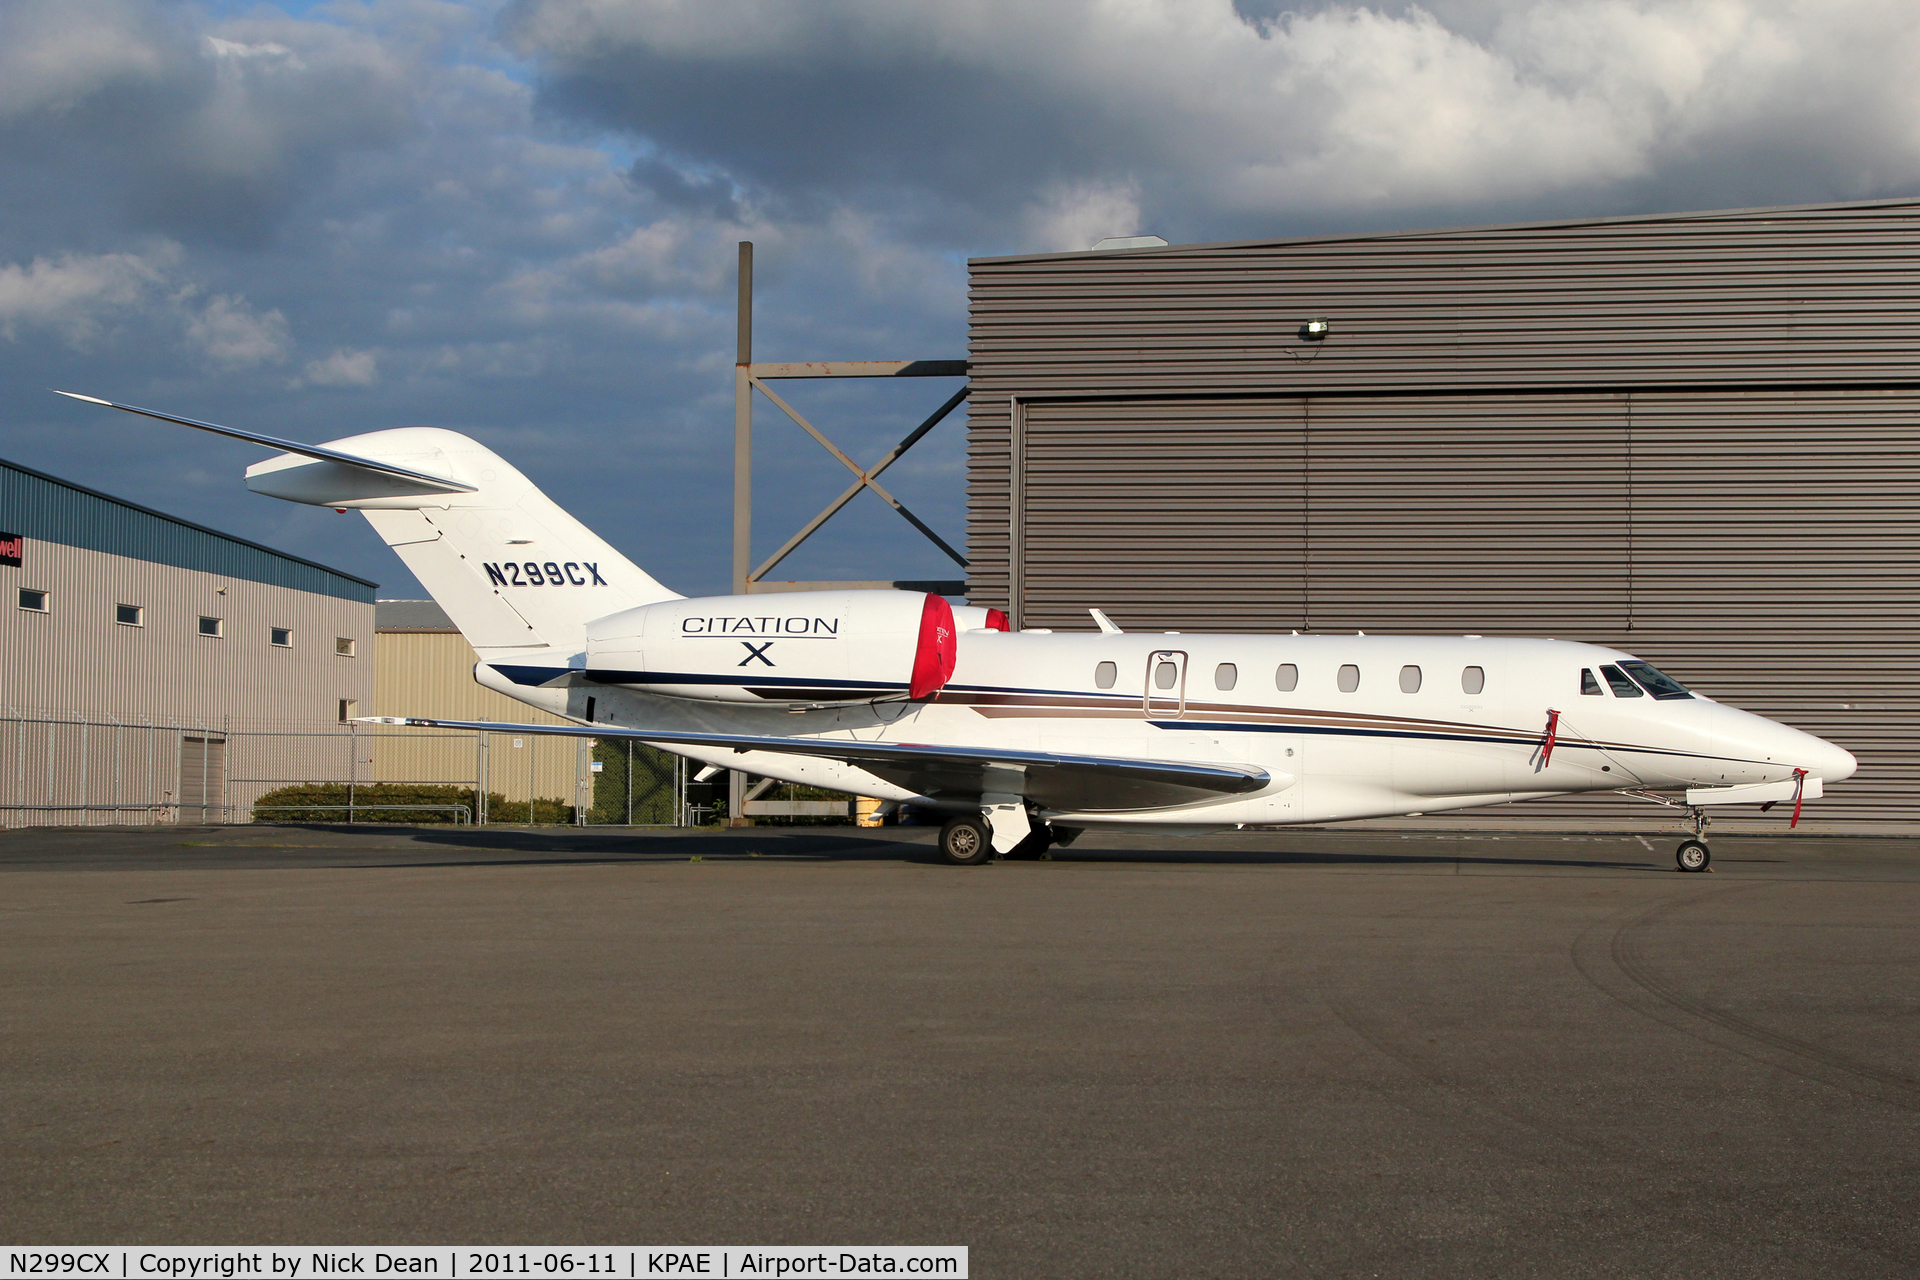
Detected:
[
  {"left": 362, "top": 717, "right": 1272, "bottom": 812},
  {"left": 54, "top": 391, "right": 477, "bottom": 494}
]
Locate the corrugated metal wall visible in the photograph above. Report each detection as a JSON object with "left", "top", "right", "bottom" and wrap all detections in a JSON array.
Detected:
[
  {"left": 373, "top": 630, "right": 581, "bottom": 802},
  {"left": 0, "top": 535, "right": 377, "bottom": 826},
  {"left": 2, "top": 538, "right": 373, "bottom": 727},
  {"left": 966, "top": 199, "right": 1920, "bottom": 825}
]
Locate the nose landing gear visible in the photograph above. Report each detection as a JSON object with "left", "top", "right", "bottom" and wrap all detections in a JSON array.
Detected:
[{"left": 1675, "top": 806, "right": 1712, "bottom": 872}]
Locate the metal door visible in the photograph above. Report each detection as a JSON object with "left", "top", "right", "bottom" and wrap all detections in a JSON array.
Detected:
[
  {"left": 1144, "top": 650, "right": 1188, "bottom": 719},
  {"left": 178, "top": 735, "right": 226, "bottom": 823}
]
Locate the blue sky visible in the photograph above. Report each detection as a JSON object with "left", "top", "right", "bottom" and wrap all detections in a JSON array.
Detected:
[{"left": 4, "top": 0, "right": 1918, "bottom": 597}]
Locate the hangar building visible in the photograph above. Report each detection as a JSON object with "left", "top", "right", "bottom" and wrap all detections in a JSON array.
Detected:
[
  {"left": 0, "top": 456, "right": 374, "bottom": 824},
  {"left": 965, "top": 197, "right": 1920, "bottom": 825},
  {"left": 372, "top": 598, "right": 578, "bottom": 812}
]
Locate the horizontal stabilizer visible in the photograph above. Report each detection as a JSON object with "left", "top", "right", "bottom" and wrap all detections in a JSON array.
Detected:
[
  {"left": 1685, "top": 776, "right": 1824, "bottom": 806},
  {"left": 53, "top": 391, "right": 476, "bottom": 494},
  {"left": 360, "top": 716, "right": 1273, "bottom": 812}
]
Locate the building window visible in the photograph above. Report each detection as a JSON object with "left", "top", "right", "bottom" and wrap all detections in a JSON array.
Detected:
[
  {"left": 198, "top": 616, "right": 223, "bottom": 637},
  {"left": 1215, "top": 662, "right": 1237, "bottom": 691},
  {"left": 1337, "top": 664, "right": 1360, "bottom": 693},
  {"left": 1399, "top": 665, "right": 1422, "bottom": 693},
  {"left": 116, "top": 604, "right": 143, "bottom": 627},
  {"left": 338, "top": 699, "right": 359, "bottom": 722},
  {"left": 18, "top": 588, "right": 49, "bottom": 612},
  {"left": 1462, "top": 666, "right": 1485, "bottom": 695},
  {"left": 1094, "top": 661, "right": 1117, "bottom": 689},
  {"left": 270, "top": 627, "right": 293, "bottom": 648},
  {"left": 335, "top": 636, "right": 357, "bottom": 657},
  {"left": 1275, "top": 663, "right": 1298, "bottom": 692}
]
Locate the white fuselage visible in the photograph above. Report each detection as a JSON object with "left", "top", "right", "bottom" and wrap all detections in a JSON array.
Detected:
[{"left": 482, "top": 630, "right": 1856, "bottom": 830}]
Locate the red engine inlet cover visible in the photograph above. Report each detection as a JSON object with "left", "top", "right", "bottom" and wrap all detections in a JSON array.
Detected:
[{"left": 909, "top": 593, "right": 958, "bottom": 698}]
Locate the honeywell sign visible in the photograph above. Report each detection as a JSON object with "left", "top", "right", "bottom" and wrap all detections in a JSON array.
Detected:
[{"left": 0, "top": 531, "right": 21, "bottom": 568}]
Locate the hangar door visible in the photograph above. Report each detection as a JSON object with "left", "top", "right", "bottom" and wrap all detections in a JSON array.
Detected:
[{"left": 1008, "top": 391, "right": 1920, "bottom": 822}]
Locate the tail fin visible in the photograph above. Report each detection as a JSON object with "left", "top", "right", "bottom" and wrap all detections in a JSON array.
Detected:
[{"left": 245, "top": 426, "right": 679, "bottom": 655}]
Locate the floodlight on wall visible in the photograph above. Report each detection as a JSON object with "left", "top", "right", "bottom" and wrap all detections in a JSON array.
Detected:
[
  {"left": 1299, "top": 318, "right": 1332, "bottom": 341},
  {"left": 1090, "top": 235, "right": 1169, "bottom": 251}
]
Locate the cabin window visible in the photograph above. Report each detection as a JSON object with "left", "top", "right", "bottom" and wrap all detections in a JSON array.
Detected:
[
  {"left": 1399, "top": 665, "right": 1421, "bottom": 694},
  {"left": 270, "top": 627, "right": 293, "bottom": 648},
  {"left": 1094, "top": 661, "right": 1117, "bottom": 689},
  {"left": 1337, "top": 664, "right": 1360, "bottom": 693},
  {"left": 1581, "top": 668, "right": 1603, "bottom": 696},
  {"left": 1600, "top": 664, "right": 1643, "bottom": 697},
  {"left": 116, "top": 604, "right": 143, "bottom": 627},
  {"left": 1621, "top": 661, "right": 1694, "bottom": 700},
  {"left": 1275, "top": 663, "right": 1298, "bottom": 692},
  {"left": 18, "top": 588, "right": 48, "bottom": 612},
  {"left": 1154, "top": 661, "right": 1179, "bottom": 690},
  {"left": 1462, "top": 666, "right": 1485, "bottom": 695},
  {"left": 1215, "top": 662, "right": 1237, "bottom": 691},
  {"left": 198, "top": 615, "right": 223, "bottom": 638}
]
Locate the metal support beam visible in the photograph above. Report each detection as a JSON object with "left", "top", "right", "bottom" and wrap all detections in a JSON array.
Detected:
[
  {"left": 747, "top": 360, "right": 969, "bottom": 379},
  {"left": 733, "top": 242, "right": 753, "bottom": 598},
  {"left": 731, "top": 243, "right": 753, "bottom": 826},
  {"left": 730, "top": 240, "right": 971, "bottom": 600}
]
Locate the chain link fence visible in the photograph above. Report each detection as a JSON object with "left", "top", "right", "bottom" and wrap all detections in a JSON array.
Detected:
[{"left": 0, "top": 707, "right": 693, "bottom": 828}]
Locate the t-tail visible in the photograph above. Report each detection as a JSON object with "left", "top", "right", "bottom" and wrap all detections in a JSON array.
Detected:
[{"left": 52, "top": 394, "right": 680, "bottom": 661}]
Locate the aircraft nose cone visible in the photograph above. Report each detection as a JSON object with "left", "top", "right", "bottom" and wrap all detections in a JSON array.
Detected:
[
  {"left": 1714, "top": 707, "right": 1857, "bottom": 786},
  {"left": 1808, "top": 736, "right": 1858, "bottom": 784}
]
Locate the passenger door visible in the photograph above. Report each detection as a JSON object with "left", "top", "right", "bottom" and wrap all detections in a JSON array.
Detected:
[{"left": 1143, "top": 650, "right": 1189, "bottom": 720}]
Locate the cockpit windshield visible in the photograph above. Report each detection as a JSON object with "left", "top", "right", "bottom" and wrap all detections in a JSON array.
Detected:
[{"left": 1620, "top": 661, "right": 1694, "bottom": 700}]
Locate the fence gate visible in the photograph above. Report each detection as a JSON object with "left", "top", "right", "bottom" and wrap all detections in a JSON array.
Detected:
[{"left": 178, "top": 735, "right": 226, "bottom": 823}]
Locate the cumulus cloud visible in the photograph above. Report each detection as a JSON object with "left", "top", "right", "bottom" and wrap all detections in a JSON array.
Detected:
[
  {"left": 0, "top": 248, "right": 169, "bottom": 343},
  {"left": 505, "top": 0, "right": 1920, "bottom": 238},
  {"left": 0, "top": 0, "right": 416, "bottom": 246},
  {"left": 186, "top": 294, "right": 292, "bottom": 366},
  {"left": 299, "top": 347, "right": 379, "bottom": 387},
  {"left": 5, "top": 0, "right": 1920, "bottom": 596},
  {"left": 1027, "top": 181, "right": 1147, "bottom": 253}
]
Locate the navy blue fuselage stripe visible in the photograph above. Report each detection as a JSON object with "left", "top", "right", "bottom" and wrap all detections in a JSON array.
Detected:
[
  {"left": 492, "top": 665, "right": 569, "bottom": 686},
  {"left": 1159, "top": 720, "right": 1740, "bottom": 764},
  {"left": 585, "top": 669, "right": 907, "bottom": 690},
  {"left": 488, "top": 667, "right": 1738, "bottom": 764}
]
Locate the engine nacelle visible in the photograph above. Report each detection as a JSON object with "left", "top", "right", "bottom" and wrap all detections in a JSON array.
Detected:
[{"left": 584, "top": 590, "right": 958, "bottom": 704}]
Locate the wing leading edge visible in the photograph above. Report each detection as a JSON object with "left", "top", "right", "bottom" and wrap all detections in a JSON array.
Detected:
[
  {"left": 361, "top": 717, "right": 1274, "bottom": 812},
  {"left": 54, "top": 391, "right": 477, "bottom": 494}
]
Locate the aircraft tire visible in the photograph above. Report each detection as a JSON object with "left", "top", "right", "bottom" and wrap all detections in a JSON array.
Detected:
[
  {"left": 938, "top": 816, "right": 993, "bottom": 866},
  {"left": 1676, "top": 839, "right": 1711, "bottom": 872}
]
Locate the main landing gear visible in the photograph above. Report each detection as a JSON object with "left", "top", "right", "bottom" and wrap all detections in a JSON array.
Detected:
[
  {"left": 937, "top": 815, "right": 993, "bottom": 866},
  {"left": 936, "top": 814, "right": 1055, "bottom": 865},
  {"left": 1675, "top": 807, "right": 1712, "bottom": 873}
]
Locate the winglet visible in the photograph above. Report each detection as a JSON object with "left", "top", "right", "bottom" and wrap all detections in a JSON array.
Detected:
[{"left": 1089, "top": 608, "right": 1124, "bottom": 634}]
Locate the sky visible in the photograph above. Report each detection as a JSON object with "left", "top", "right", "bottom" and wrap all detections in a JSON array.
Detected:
[{"left": 4, "top": 0, "right": 1920, "bottom": 599}]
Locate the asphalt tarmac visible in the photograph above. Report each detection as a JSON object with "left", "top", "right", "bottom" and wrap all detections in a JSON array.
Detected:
[{"left": 4, "top": 823, "right": 1918, "bottom": 1277}]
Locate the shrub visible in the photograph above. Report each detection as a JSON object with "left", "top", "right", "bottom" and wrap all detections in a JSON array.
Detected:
[{"left": 249, "top": 783, "right": 576, "bottom": 825}]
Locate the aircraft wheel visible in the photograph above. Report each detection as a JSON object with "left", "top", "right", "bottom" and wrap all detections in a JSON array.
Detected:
[
  {"left": 938, "top": 816, "right": 993, "bottom": 866},
  {"left": 1676, "top": 839, "right": 1711, "bottom": 873}
]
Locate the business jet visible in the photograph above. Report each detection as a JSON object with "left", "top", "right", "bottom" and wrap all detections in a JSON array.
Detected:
[{"left": 59, "top": 392, "right": 1858, "bottom": 871}]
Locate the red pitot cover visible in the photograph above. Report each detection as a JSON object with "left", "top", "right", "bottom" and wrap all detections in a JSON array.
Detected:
[{"left": 908, "top": 593, "right": 958, "bottom": 699}]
